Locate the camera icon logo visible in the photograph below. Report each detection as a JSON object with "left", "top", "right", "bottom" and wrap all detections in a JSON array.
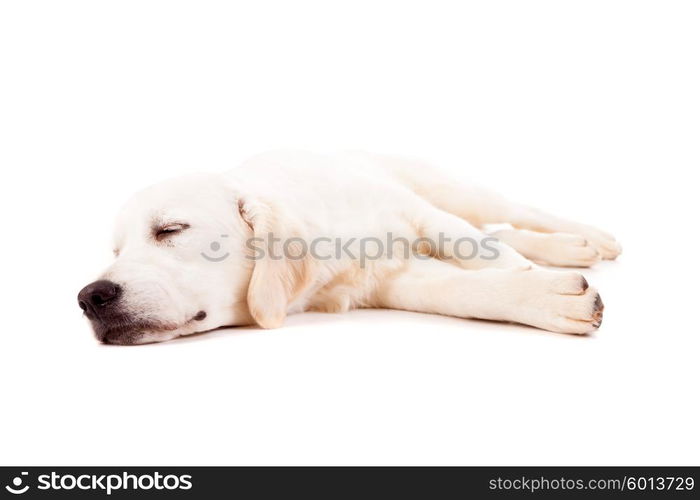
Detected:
[
  {"left": 201, "top": 234, "right": 230, "bottom": 262},
  {"left": 5, "top": 472, "right": 29, "bottom": 494}
]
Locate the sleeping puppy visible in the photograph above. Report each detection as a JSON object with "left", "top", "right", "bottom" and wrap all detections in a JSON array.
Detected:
[{"left": 78, "top": 150, "right": 621, "bottom": 345}]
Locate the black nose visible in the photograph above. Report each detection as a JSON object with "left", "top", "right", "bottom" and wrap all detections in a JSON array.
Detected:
[{"left": 78, "top": 280, "right": 122, "bottom": 318}]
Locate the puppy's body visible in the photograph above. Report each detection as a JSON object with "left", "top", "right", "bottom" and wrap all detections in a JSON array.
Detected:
[{"left": 78, "top": 150, "right": 620, "bottom": 344}]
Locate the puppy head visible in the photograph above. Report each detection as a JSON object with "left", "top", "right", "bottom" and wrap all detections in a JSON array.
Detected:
[
  {"left": 78, "top": 173, "right": 258, "bottom": 344},
  {"left": 78, "top": 173, "right": 315, "bottom": 345}
]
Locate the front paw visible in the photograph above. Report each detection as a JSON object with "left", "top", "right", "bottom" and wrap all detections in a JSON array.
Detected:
[
  {"left": 517, "top": 270, "right": 605, "bottom": 334},
  {"left": 578, "top": 226, "right": 622, "bottom": 260},
  {"left": 535, "top": 232, "right": 602, "bottom": 268}
]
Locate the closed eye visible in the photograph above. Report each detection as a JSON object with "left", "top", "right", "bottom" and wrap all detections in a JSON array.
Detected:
[{"left": 154, "top": 223, "right": 190, "bottom": 241}]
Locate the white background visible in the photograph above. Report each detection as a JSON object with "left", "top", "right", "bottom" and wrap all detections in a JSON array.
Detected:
[{"left": 1, "top": 1, "right": 698, "bottom": 465}]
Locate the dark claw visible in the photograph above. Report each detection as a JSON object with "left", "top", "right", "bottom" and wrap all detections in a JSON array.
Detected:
[
  {"left": 593, "top": 293, "right": 604, "bottom": 312},
  {"left": 592, "top": 293, "right": 604, "bottom": 327}
]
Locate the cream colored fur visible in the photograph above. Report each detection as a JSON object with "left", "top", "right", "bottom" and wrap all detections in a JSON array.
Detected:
[{"left": 95, "top": 150, "right": 620, "bottom": 344}]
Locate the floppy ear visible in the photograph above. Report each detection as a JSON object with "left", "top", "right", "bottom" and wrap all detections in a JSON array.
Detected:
[{"left": 241, "top": 198, "right": 316, "bottom": 329}]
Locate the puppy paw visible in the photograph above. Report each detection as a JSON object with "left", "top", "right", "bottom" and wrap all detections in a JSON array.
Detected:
[
  {"left": 516, "top": 270, "right": 604, "bottom": 334},
  {"left": 533, "top": 232, "right": 602, "bottom": 268},
  {"left": 573, "top": 226, "right": 622, "bottom": 260},
  {"left": 547, "top": 287, "right": 604, "bottom": 334}
]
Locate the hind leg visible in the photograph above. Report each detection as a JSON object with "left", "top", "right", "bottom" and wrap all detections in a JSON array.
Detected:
[
  {"left": 489, "top": 229, "right": 601, "bottom": 268},
  {"left": 376, "top": 154, "right": 622, "bottom": 261},
  {"left": 503, "top": 206, "right": 622, "bottom": 260}
]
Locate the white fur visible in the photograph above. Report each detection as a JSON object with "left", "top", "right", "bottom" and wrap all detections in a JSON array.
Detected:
[{"left": 93, "top": 150, "right": 620, "bottom": 343}]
